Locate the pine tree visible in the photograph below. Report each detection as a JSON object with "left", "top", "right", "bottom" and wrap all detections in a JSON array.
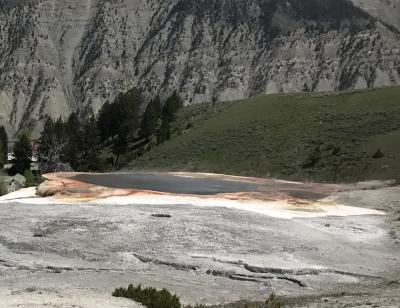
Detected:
[
  {"left": 157, "top": 119, "right": 171, "bottom": 144},
  {"left": 115, "top": 87, "right": 141, "bottom": 137},
  {"left": 13, "top": 132, "right": 32, "bottom": 175},
  {"left": 140, "top": 96, "right": 161, "bottom": 139},
  {"left": 79, "top": 115, "right": 100, "bottom": 171},
  {"left": 38, "top": 116, "right": 54, "bottom": 155},
  {"left": 0, "top": 126, "right": 8, "bottom": 163},
  {"left": 97, "top": 88, "right": 147, "bottom": 166},
  {"left": 38, "top": 117, "right": 57, "bottom": 172},
  {"left": 112, "top": 123, "right": 130, "bottom": 167},
  {"left": 110, "top": 88, "right": 143, "bottom": 165},
  {"left": 97, "top": 101, "right": 114, "bottom": 143},
  {"left": 162, "top": 91, "right": 183, "bottom": 123},
  {"left": 0, "top": 142, "right": 5, "bottom": 169},
  {"left": 157, "top": 91, "right": 182, "bottom": 144},
  {"left": 62, "top": 112, "right": 81, "bottom": 169},
  {"left": 54, "top": 117, "right": 67, "bottom": 142}
]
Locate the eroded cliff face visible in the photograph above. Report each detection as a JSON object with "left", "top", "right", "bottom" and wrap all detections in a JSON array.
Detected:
[
  {"left": 351, "top": 0, "right": 400, "bottom": 30},
  {"left": 0, "top": 0, "right": 399, "bottom": 136}
]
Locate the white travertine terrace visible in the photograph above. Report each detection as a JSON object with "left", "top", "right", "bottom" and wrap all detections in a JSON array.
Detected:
[{"left": 0, "top": 172, "right": 385, "bottom": 219}]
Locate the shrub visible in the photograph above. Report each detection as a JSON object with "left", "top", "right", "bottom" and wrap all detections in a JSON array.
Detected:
[
  {"left": 372, "top": 149, "right": 384, "bottom": 159},
  {"left": 24, "top": 170, "right": 38, "bottom": 187},
  {"left": 265, "top": 293, "right": 283, "bottom": 308},
  {"left": 0, "top": 179, "right": 7, "bottom": 196},
  {"left": 112, "top": 284, "right": 181, "bottom": 308}
]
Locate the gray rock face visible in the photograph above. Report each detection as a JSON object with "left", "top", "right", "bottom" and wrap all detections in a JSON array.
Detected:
[
  {"left": 0, "top": 0, "right": 399, "bottom": 136},
  {"left": 351, "top": 0, "right": 400, "bottom": 29}
]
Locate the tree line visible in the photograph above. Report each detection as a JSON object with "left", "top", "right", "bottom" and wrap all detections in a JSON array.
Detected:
[{"left": 38, "top": 88, "right": 183, "bottom": 172}]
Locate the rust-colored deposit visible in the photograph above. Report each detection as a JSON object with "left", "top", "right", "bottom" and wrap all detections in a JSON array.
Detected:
[
  {"left": 31, "top": 172, "right": 387, "bottom": 218},
  {"left": 37, "top": 172, "right": 348, "bottom": 212},
  {"left": 38, "top": 172, "right": 164, "bottom": 202}
]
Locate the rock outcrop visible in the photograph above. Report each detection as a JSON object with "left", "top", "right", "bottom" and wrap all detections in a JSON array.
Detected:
[
  {"left": 351, "top": 0, "right": 400, "bottom": 30},
  {"left": 0, "top": 0, "right": 399, "bottom": 136}
]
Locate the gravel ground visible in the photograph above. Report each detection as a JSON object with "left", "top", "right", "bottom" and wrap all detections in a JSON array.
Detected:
[{"left": 0, "top": 183, "right": 399, "bottom": 307}]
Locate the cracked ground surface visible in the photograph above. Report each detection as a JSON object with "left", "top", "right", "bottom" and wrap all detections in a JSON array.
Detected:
[{"left": 0, "top": 176, "right": 399, "bottom": 307}]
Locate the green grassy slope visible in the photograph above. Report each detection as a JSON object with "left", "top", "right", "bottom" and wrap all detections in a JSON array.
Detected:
[{"left": 128, "top": 87, "right": 400, "bottom": 182}]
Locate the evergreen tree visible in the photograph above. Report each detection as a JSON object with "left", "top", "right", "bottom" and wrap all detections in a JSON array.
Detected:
[
  {"left": 140, "top": 96, "right": 161, "bottom": 139},
  {"left": 62, "top": 112, "right": 81, "bottom": 169},
  {"left": 97, "top": 87, "right": 142, "bottom": 165},
  {"left": 157, "top": 91, "right": 183, "bottom": 144},
  {"left": 0, "top": 126, "right": 8, "bottom": 162},
  {"left": 0, "top": 142, "right": 5, "bottom": 169},
  {"left": 97, "top": 101, "right": 114, "bottom": 143},
  {"left": 13, "top": 132, "right": 32, "bottom": 174},
  {"left": 157, "top": 119, "right": 171, "bottom": 144},
  {"left": 54, "top": 117, "right": 67, "bottom": 144},
  {"left": 38, "top": 117, "right": 54, "bottom": 156},
  {"left": 79, "top": 115, "right": 100, "bottom": 171},
  {"left": 115, "top": 87, "right": 142, "bottom": 137},
  {"left": 112, "top": 123, "right": 130, "bottom": 166},
  {"left": 162, "top": 91, "right": 183, "bottom": 123},
  {"left": 38, "top": 117, "right": 57, "bottom": 172}
]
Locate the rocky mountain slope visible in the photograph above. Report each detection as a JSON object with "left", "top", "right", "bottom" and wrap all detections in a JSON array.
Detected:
[
  {"left": 0, "top": 0, "right": 399, "bottom": 137},
  {"left": 351, "top": 0, "right": 399, "bottom": 29}
]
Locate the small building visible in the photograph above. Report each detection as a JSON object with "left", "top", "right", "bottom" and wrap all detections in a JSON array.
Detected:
[{"left": 4, "top": 152, "right": 39, "bottom": 173}]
